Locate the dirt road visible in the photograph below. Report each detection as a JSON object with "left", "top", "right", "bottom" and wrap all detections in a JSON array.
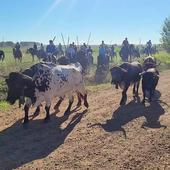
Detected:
[{"left": 0, "top": 71, "right": 170, "bottom": 170}]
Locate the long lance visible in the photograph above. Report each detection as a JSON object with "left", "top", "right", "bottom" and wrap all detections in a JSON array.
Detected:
[
  {"left": 52, "top": 36, "right": 56, "bottom": 42},
  {"left": 67, "top": 36, "right": 70, "bottom": 48},
  {"left": 76, "top": 36, "right": 79, "bottom": 50},
  {"left": 61, "top": 33, "right": 66, "bottom": 53},
  {"left": 87, "top": 32, "right": 91, "bottom": 46}
]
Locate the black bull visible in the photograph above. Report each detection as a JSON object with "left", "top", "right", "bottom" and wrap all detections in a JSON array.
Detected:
[{"left": 110, "top": 62, "right": 143, "bottom": 105}]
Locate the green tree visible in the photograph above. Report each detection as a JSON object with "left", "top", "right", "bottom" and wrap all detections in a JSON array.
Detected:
[{"left": 161, "top": 16, "right": 170, "bottom": 53}]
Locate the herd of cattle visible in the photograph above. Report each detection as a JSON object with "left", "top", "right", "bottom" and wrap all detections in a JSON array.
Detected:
[{"left": 3, "top": 55, "right": 159, "bottom": 125}]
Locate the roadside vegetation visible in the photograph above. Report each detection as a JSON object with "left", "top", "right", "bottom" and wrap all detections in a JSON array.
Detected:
[{"left": 0, "top": 46, "right": 170, "bottom": 109}]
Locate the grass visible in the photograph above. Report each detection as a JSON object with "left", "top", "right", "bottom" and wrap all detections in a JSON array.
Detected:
[
  {"left": 87, "top": 83, "right": 111, "bottom": 92},
  {"left": 1, "top": 47, "right": 170, "bottom": 103},
  {"left": 0, "top": 100, "right": 10, "bottom": 111}
]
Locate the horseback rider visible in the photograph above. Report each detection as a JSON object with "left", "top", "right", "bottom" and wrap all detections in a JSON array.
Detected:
[
  {"left": 122, "top": 38, "right": 129, "bottom": 47},
  {"left": 33, "top": 42, "right": 37, "bottom": 50},
  {"left": 81, "top": 43, "right": 87, "bottom": 53},
  {"left": 15, "top": 42, "right": 21, "bottom": 51},
  {"left": 40, "top": 43, "right": 44, "bottom": 51},
  {"left": 14, "top": 42, "right": 22, "bottom": 61},
  {"left": 87, "top": 46, "right": 93, "bottom": 54},
  {"left": 46, "top": 40, "right": 56, "bottom": 54},
  {"left": 67, "top": 44, "right": 76, "bottom": 60},
  {"left": 111, "top": 45, "right": 115, "bottom": 53},
  {"left": 146, "top": 40, "right": 152, "bottom": 55},
  {"left": 146, "top": 40, "right": 152, "bottom": 48},
  {"left": 72, "top": 42, "right": 77, "bottom": 53},
  {"left": 99, "top": 41, "right": 107, "bottom": 57}
]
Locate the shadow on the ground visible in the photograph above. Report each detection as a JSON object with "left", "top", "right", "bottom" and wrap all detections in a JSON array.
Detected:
[
  {"left": 92, "top": 91, "right": 166, "bottom": 138},
  {"left": 0, "top": 109, "right": 87, "bottom": 170}
]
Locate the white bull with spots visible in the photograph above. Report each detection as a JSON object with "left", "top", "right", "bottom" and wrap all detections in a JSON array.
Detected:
[{"left": 6, "top": 63, "right": 89, "bottom": 124}]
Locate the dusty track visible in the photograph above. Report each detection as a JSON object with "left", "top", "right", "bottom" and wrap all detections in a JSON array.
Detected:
[{"left": 0, "top": 71, "right": 170, "bottom": 170}]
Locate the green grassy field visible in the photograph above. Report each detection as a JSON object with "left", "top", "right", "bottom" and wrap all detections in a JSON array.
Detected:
[{"left": 0, "top": 47, "right": 170, "bottom": 103}]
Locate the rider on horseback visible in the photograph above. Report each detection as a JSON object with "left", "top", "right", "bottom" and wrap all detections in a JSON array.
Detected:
[
  {"left": 67, "top": 44, "right": 76, "bottom": 61},
  {"left": 46, "top": 40, "right": 56, "bottom": 54},
  {"left": 14, "top": 42, "right": 22, "bottom": 61},
  {"left": 99, "top": 41, "right": 107, "bottom": 57},
  {"left": 87, "top": 46, "right": 93, "bottom": 54},
  {"left": 122, "top": 38, "right": 129, "bottom": 47},
  {"left": 146, "top": 40, "right": 152, "bottom": 48},
  {"left": 146, "top": 40, "right": 152, "bottom": 55},
  {"left": 33, "top": 42, "right": 38, "bottom": 50},
  {"left": 40, "top": 43, "right": 44, "bottom": 51},
  {"left": 15, "top": 42, "right": 21, "bottom": 51}
]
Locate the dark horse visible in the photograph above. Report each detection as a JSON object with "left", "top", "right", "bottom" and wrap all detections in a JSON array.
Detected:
[
  {"left": 95, "top": 54, "right": 110, "bottom": 83},
  {"left": 119, "top": 45, "right": 129, "bottom": 62},
  {"left": 0, "top": 50, "right": 5, "bottom": 62},
  {"left": 144, "top": 46, "right": 158, "bottom": 56},
  {"left": 13, "top": 48, "right": 22, "bottom": 62},
  {"left": 75, "top": 50, "right": 90, "bottom": 74},
  {"left": 129, "top": 44, "right": 140, "bottom": 60},
  {"left": 27, "top": 48, "right": 47, "bottom": 62}
]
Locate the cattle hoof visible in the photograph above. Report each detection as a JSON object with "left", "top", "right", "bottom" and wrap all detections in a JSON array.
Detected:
[
  {"left": 23, "top": 118, "right": 29, "bottom": 124},
  {"left": 44, "top": 116, "right": 50, "bottom": 123}
]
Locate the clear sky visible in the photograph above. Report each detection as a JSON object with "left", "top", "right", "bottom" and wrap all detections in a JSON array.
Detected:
[{"left": 0, "top": 0, "right": 170, "bottom": 45}]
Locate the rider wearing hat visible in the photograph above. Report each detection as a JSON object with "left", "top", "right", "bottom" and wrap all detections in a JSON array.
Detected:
[
  {"left": 46, "top": 40, "right": 56, "bottom": 54},
  {"left": 15, "top": 42, "right": 21, "bottom": 51},
  {"left": 122, "top": 38, "right": 129, "bottom": 47}
]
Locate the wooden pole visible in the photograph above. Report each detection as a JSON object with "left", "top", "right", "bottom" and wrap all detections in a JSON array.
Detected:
[
  {"left": 61, "top": 33, "right": 66, "bottom": 53},
  {"left": 87, "top": 32, "right": 91, "bottom": 46}
]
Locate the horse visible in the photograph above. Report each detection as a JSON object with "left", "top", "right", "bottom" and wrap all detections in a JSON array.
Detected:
[
  {"left": 13, "top": 48, "right": 22, "bottom": 62},
  {"left": 0, "top": 50, "right": 5, "bottom": 62},
  {"left": 143, "top": 46, "right": 158, "bottom": 56},
  {"left": 119, "top": 45, "right": 130, "bottom": 62},
  {"left": 108, "top": 48, "right": 117, "bottom": 61},
  {"left": 27, "top": 48, "right": 47, "bottom": 62},
  {"left": 95, "top": 54, "right": 110, "bottom": 83},
  {"left": 76, "top": 50, "right": 89, "bottom": 74},
  {"left": 129, "top": 44, "right": 140, "bottom": 60}
]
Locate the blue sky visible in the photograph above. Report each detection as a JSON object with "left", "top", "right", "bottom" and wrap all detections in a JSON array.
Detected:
[{"left": 0, "top": 0, "right": 170, "bottom": 45}]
